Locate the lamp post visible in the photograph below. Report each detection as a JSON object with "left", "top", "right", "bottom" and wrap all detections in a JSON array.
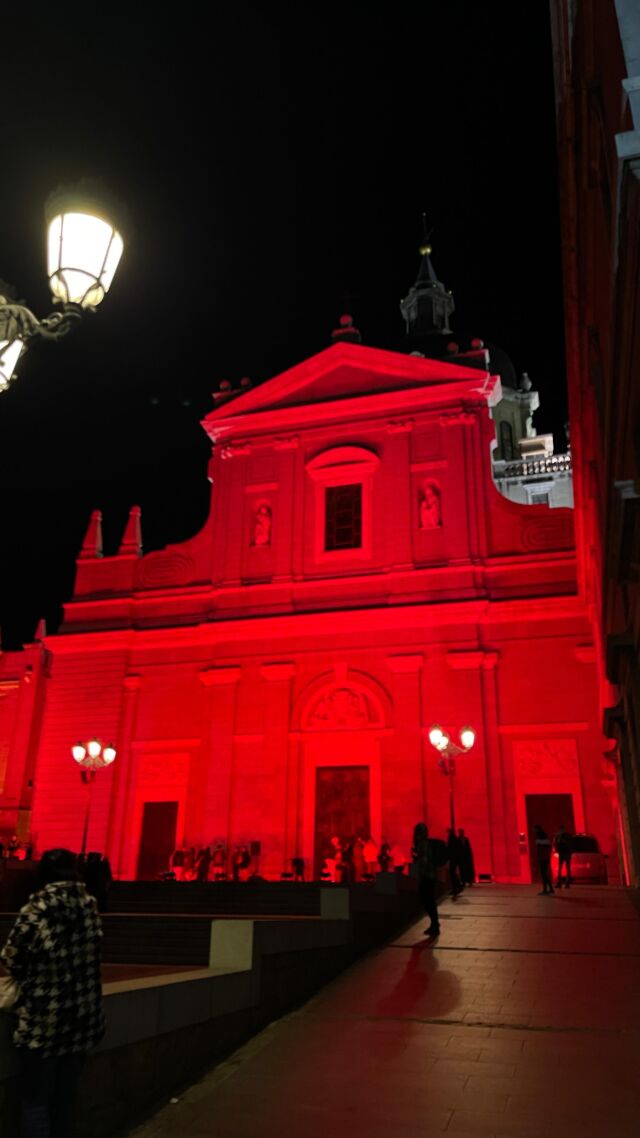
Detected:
[
  {"left": 428, "top": 724, "right": 476, "bottom": 833},
  {"left": 0, "top": 182, "right": 125, "bottom": 391},
  {"left": 71, "top": 739, "right": 117, "bottom": 856}
]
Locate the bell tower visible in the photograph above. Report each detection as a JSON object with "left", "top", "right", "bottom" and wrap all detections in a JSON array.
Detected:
[{"left": 400, "top": 217, "right": 455, "bottom": 340}]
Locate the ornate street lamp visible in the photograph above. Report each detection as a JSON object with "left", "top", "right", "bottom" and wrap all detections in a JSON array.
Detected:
[
  {"left": 71, "top": 738, "right": 117, "bottom": 856},
  {"left": 0, "top": 182, "right": 125, "bottom": 391},
  {"left": 428, "top": 724, "right": 476, "bottom": 832}
]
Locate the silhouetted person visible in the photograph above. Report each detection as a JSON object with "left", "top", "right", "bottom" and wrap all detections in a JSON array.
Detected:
[
  {"left": 353, "top": 837, "right": 366, "bottom": 882},
  {"left": 363, "top": 836, "right": 378, "bottom": 878},
  {"left": 182, "top": 847, "right": 195, "bottom": 880},
  {"left": 1, "top": 848, "right": 105, "bottom": 1138},
  {"left": 458, "top": 828, "right": 475, "bottom": 885},
  {"left": 447, "top": 829, "right": 463, "bottom": 898},
  {"left": 211, "top": 844, "right": 227, "bottom": 880},
  {"left": 412, "top": 823, "right": 440, "bottom": 937},
  {"left": 378, "top": 840, "right": 392, "bottom": 873},
  {"left": 341, "top": 837, "right": 355, "bottom": 883},
  {"left": 292, "top": 856, "right": 304, "bottom": 881},
  {"left": 195, "top": 847, "right": 211, "bottom": 882},
  {"left": 231, "top": 845, "right": 251, "bottom": 881},
  {"left": 170, "top": 846, "right": 186, "bottom": 881},
  {"left": 391, "top": 841, "right": 407, "bottom": 877},
  {"left": 534, "top": 825, "right": 554, "bottom": 894},
  {"left": 554, "top": 824, "right": 573, "bottom": 888},
  {"left": 83, "top": 852, "right": 112, "bottom": 913}
]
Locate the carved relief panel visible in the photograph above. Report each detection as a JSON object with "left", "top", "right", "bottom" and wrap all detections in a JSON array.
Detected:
[
  {"left": 303, "top": 686, "right": 383, "bottom": 731},
  {"left": 512, "top": 738, "right": 579, "bottom": 778}
]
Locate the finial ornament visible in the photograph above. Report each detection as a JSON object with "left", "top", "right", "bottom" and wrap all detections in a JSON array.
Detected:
[{"left": 419, "top": 212, "right": 434, "bottom": 257}]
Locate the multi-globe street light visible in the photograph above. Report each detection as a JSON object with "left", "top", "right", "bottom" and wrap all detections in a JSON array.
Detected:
[
  {"left": 428, "top": 724, "right": 476, "bottom": 832},
  {"left": 71, "top": 739, "right": 117, "bottom": 856},
  {"left": 0, "top": 184, "right": 125, "bottom": 390}
]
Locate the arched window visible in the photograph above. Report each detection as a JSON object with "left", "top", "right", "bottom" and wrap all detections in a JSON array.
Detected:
[{"left": 307, "top": 446, "right": 380, "bottom": 559}]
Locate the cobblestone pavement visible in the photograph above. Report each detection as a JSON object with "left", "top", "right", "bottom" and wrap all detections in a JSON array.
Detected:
[{"left": 128, "top": 885, "right": 640, "bottom": 1137}]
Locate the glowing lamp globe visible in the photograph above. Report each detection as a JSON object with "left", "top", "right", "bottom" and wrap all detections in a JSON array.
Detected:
[
  {"left": 102, "top": 744, "right": 116, "bottom": 766},
  {"left": 428, "top": 725, "right": 444, "bottom": 749},
  {"left": 71, "top": 743, "right": 87, "bottom": 764},
  {"left": 459, "top": 726, "right": 476, "bottom": 751},
  {"left": 46, "top": 186, "right": 124, "bottom": 310},
  {"left": 438, "top": 731, "right": 451, "bottom": 751},
  {"left": 86, "top": 739, "right": 102, "bottom": 760},
  {"left": 0, "top": 339, "right": 25, "bottom": 390}
]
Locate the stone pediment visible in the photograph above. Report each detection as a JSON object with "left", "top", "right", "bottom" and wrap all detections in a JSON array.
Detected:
[{"left": 203, "top": 342, "right": 494, "bottom": 439}]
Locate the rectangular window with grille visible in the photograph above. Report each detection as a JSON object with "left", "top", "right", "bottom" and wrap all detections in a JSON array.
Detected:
[{"left": 325, "top": 483, "right": 362, "bottom": 550}]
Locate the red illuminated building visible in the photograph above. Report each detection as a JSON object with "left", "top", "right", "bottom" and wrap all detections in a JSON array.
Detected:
[{"left": 0, "top": 327, "right": 617, "bottom": 882}]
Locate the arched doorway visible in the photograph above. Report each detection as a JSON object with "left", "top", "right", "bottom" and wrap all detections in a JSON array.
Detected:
[{"left": 294, "top": 672, "right": 392, "bottom": 877}]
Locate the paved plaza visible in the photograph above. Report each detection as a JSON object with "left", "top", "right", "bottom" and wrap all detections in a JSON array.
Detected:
[{"left": 128, "top": 885, "right": 640, "bottom": 1137}]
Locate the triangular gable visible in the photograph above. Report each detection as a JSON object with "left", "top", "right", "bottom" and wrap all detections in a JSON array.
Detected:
[{"left": 203, "top": 342, "right": 491, "bottom": 426}]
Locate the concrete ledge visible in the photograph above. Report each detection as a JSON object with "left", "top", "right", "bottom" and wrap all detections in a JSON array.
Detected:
[{"left": 0, "top": 881, "right": 421, "bottom": 1136}]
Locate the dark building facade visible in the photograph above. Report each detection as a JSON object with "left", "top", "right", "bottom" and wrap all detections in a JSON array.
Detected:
[{"left": 551, "top": 0, "right": 640, "bottom": 882}]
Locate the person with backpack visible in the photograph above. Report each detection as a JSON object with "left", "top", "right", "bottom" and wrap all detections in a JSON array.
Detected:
[
  {"left": 1, "top": 848, "right": 105, "bottom": 1137},
  {"left": 412, "top": 823, "right": 440, "bottom": 937},
  {"left": 554, "top": 823, "right": 573, "bottom": 888}
]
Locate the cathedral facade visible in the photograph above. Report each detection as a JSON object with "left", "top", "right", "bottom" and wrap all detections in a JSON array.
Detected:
[{"left": 0, "top": 342, "right": 617, "bottom": 881}]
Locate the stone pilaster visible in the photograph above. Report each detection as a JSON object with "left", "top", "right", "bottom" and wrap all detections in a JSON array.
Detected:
[
  {"left": 385, "top": 424, "right": 413, "bottom": 570},
  {"left": 199, "top": 667, "right": 241, "bottom": 845},
  {"left": 260, "top": 663, "right": 296, "bottom": 874},
  {"left": 108, "top": 674, "right": 142, "bottom": 878},
  {"left": 386, "top": 654, "right": 424, "bottom": 842},
  {"left": 444, "top": 650, "right": 510, "bottom": 878}
]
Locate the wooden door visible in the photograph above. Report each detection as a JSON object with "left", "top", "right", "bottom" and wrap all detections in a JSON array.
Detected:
[
  {"left": 137, "top": 801, "right": 179, "bottom": 880},
  {"left": 314, "top": 766, "right": 370, "bottom": 878},
  {"left": 525, "top": 793, "right": 575, "bottom": 881}
]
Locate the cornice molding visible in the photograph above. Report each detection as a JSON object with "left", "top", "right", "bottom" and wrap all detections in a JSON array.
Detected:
[
  {"left": 447, "top": 650, "right": 499, "bottom": 670},
  {"left": 199, "top": 667, "right": 241, "bottom": 687},
  {"left": 386, "top": 654, "right": 423, "bottom": 674},
  {"left": 260, "top": 663, "right": 296, "bottom": 682}
]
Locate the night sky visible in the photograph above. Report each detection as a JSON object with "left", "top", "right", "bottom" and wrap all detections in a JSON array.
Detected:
[{"left": 1, "top": 3, "right": 565, "bottom": 649}]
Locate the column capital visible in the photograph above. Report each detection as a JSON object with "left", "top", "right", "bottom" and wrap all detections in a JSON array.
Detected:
[
  {"left": 574, "top": 644, "right": 596, "bottom": 664},
  {"left": 220, "top": 442, "right": 251, "bottom": 460},
  {"left": 123, "top": 674, "right": 142, "bottom": 691},
  {"left": 387, "top": 654, "right": 423, "bottom": 674},
  {"left": 260, "top": 662, "right": 296, "bottom": 682},
  {"left": 199, "top": 666, "right": 241, "bottom": 687}
]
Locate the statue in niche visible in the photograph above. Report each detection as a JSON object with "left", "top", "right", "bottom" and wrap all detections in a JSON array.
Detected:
[
  {"left": 419, "top": 482, "right": 441, "bottom": 529},
  {"left": 252, "top": 502, "right": 272, "bottom": 547}
]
